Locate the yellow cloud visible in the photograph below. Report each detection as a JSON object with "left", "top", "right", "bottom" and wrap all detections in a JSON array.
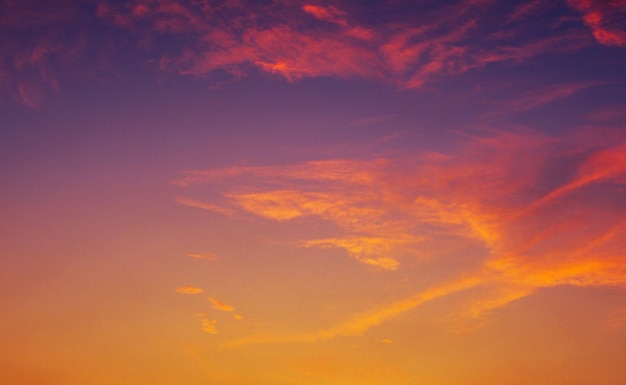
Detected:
[
  {"left": 175, "top": 286, "right": 204, "bottom": 295},
  {"left": 201, "top": 318, "right": 217, "bottom": 334},
  {"left": 208, "top": 297, "right": 235, "bottom": 312}
]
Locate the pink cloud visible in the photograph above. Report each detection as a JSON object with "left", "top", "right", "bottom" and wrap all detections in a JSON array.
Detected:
[
  {"left": 97, "top": 0, "right": 598, "bottom": 88},
  {"left": 302, "top": 4, "right": 348, "bottom": 27},
  {"left": 567, "top": 0, "right": 626, "bottom": 47}
]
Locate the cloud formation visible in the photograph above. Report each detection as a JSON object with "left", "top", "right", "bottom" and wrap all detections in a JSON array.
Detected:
[
  {"left": 176, "top": 128, "right": 626, "bottom": 345},
  {"left": 95, "top": 0, "right": 600, "bottom": 87},
  {"left": 3, "top": 0, "right": 623, "bottom": 107}
]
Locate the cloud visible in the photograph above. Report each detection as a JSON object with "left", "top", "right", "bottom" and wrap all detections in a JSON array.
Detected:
[
  {"left": 300, "top": 237, "right": 401, "bottom": 271},
  {"left": 187, "top": 252, "right": 220, "bottom": 262},
  {"left": 177, "top": 128, "right": 626, "bottom": 345},
  {"left": 506, "top": 0, "right": 550, "bottom": 23},
  {"left": 484, "top": 82, "right": 603, "bottom": 118},
  {"left": 585, "top": 106, "right": 626, "bottom": 122},
  {"left": 176, "top": 286, "right": 204, "bottom": 295},
  {"left": 0, "top": 0, "right": 100, "bottom": 108},
  {"left": 95, "top": 0, "right": 597, "bottom": 88},
  {"left": 302, "top": 5, "right": 348, "bottom": 27},
  {"left": 567, "top": 0, "right": 626, "bottom": 47},
  {"left": 2, "top": 0, "right": 615, "bottom": 106},
  {"left": 604, "top": 307, "right": 626, "bottom": 330},
  {"left": 176, "top": 196, "right": 234, "bottom": 216},
  {"left": 208, "top": 297, "right": 235, "bottom": 312},
  {"left": 201, "top": 318, "right": 217, "bottom": 334}
]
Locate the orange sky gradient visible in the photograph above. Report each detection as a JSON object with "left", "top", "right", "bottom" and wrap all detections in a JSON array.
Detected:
[{"left": 2, "top": 1, "right": 626, "bottom": 385}]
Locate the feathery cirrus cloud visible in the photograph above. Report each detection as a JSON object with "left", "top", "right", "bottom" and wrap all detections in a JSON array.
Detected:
[
  {"left": 175, "top": 127, "right": 626, "bottom": 345},
  {"left": 3, "top": 0, "right": 624, "bottom": 107}
]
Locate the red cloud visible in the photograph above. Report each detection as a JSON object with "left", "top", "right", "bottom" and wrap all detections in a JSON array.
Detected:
[
  {"left": 96, "top": 0, "right": 595, "bottom": 88},
  {"left": 567, "top": 0, "right": 626, "bottom": 46},
  {"left": 2, "top": 0, "right": 623, "bottom": 107},
  {"left": 302, "top": 4, "right": 348, "bottom": 26}
]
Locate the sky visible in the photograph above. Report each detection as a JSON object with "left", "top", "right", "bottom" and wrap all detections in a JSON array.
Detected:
[{"left": 1, "top": 0, "right": 626, "bottom": 384}]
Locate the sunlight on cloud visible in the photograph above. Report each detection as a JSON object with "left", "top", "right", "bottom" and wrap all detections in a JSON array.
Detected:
[
  {"left": 176, "top": 286, "right": 204, "bottom": 295},
  {"left": 201, "top": 318, "right": 217, "bottom": 334},
  {"left": 208, "top": 297, "right": 235, "bottom": 312},
  {"left": 176, "top": 128, "right": 626, "bottom": 345}
]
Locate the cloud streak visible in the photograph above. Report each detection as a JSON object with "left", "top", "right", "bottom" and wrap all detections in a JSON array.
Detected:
[
  {"left": 208, "top": 297, "right": 235, "bottom": 312},
  {"left": 176, "top": 286, "right": 204, "bottom": 295}
]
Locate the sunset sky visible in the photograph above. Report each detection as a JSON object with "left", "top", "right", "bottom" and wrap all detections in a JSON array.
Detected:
[{"left": 2, "top": 1, "right": 626, "bottom": 384}]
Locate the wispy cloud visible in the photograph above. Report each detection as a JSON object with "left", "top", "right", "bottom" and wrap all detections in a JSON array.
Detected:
[
  {"left": 176, "top": 196, "right": 234, "bottom": 216},
  {"left": 187, "top": 252, "right": 220, "bottom": 262},
  {"left": 177, "top": 128, "right": 626, "bottom": 346},
  {"left": 483, "top": 82, "right": 603, "bottom": 118},
  {"left": 604, "top": 307, "right": 626, "bottom": 330},
  {"left": 176, "top": 286, "right": 204, "bottom": 295},
  {"left": 3, "top": 0, "right": 620, "bottom": 107},
  {"left": 208, "top": 297, "right": 235, "bottom": 312},
  {"left": 200, "top": 318, "right": 217, "bottom": 334},
  {"left": 95, "top": 0, "right": 598, "bottom": 88}
]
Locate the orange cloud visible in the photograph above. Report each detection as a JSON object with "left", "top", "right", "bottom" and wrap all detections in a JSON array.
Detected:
[
  {"left": 201, "top": 318, "right": 217, "bottom": 334},
  {"left": 178, "top": 128, "right": 626, "bottom": 345},
  {"left": 176, "top": 286, "right": 204, "bottom": 295},
  {"left": 208, "top": 297, "right": 235, "bottom": 312},
  {"left": 176, "top": 196, "right": 233, "bottom": 216}
]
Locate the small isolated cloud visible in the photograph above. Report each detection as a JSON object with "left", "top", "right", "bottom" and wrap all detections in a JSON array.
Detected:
[
  {"left": 201, "top": 318, "right": 217, "bottom": 334},
  {"left": 187, "top": 252, "right": 220, "bottom": 262},
  {"left": 234, "top": 314, "right": 243, "bottom": 320},
  {"left": 208, "top": 297, "right": 235, "bottom": 312},
  {"left": 175, "top": 286, "right": 204, "bottom": 295},
  {"left": 604, "top": 307, "right": 626, "bottom": 331}
]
